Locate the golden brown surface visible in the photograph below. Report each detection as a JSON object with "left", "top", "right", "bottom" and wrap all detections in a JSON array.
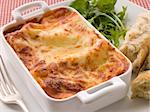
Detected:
[
  {"left": 120, "top": 13, "right": 150, "bottom": 75},
  {"left": 120, "top": 13, "right": 150, "bottom": 100},
  {"left": 5, "top": 8, "right": 129, "bottom": 99},
  {"left": 132, "top": 70, "right": 150, "bottom": 100}
]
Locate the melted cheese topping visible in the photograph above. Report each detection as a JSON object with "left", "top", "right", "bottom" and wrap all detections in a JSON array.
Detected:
[{"left": 6, "top": 8, "right": 129, "bottom": 99}]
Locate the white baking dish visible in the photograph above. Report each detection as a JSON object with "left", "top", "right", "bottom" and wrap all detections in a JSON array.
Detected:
[{"left": 0, "top": 1, "right": 132, "bottom": 112}]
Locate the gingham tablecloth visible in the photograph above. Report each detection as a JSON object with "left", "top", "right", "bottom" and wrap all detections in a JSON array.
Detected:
[{"left": 0, "top": 0, "right": 150, "bottom": 26}]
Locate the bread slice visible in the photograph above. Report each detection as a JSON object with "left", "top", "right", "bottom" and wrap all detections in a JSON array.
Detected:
[{"left": 131, "top": 70, "right": 150, "bottom": 100}]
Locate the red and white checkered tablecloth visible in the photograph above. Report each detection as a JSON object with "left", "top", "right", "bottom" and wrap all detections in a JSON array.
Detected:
[{"left": 0, "top": 0, "right": 150, "bottom": 26}]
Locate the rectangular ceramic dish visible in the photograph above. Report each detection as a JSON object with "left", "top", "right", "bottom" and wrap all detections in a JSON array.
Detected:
[{"left": 0, "top": 1, "right": 132, "bottom": 112}]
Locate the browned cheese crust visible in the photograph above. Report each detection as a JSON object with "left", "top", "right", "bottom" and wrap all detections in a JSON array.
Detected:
[{"left": 5, "top": 8, "right": 129, "bottom": 99}]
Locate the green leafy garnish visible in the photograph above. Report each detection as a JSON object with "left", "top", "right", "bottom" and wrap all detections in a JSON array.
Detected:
[
  {"left": 70, "top": 0, "right": 89, "bottom": 17},
  {"left": 96, "top": 0, "right": 117, "bottom": 12},
  {"left": 70, "top": 0, "right": 127, "bottom": 47}
]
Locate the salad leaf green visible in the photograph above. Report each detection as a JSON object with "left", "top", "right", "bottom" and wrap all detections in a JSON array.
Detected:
[
  {"left": 70, "top": 0, "right": 127, "bottom": 47},
  {"left": 117, "top": 6, "right": 127, "bottom": 20},
  {"left": 69, "top": 0, "right": 89, "bottom": 17},
  {"left": 96, "top": 0, "right": 117, "bottom": 12}
]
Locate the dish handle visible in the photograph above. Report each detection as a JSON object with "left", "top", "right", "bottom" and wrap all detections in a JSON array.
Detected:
[
  {"left": 77, "top": 77, "right": 127, "bottom": 104},
  {"left": 12, "top": 1, "right": 49, "bottom": 22}
]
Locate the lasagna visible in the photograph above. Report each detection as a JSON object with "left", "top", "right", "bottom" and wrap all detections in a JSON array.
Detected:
[{"left": 5, "top": 8, "right": 129, "bottom": 99}]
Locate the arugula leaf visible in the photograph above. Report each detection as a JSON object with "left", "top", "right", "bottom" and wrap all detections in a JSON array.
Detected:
[
  {"left": 96, "top": 0, "right": 117, "bottom": 12},
  {"left": 117, "top": 6, "right": 127, "bottom": 20},
  {"left": 70, "top": 0, "right": 127, "bottom": 47},
  {"left": 69, "top": 0, "right": 89, "bottom": 17}
]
